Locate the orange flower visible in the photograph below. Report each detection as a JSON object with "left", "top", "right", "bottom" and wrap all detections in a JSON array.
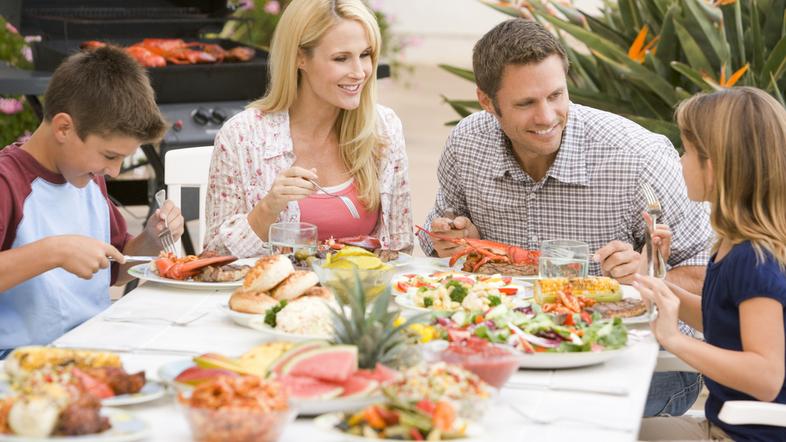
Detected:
[
  {"left": 702, "top": 63, "right": 750, "bottom": 88},
  {"left": 628, "top": 25, "right": 659, "bottom": 64},
  {"left": 712, "top": 0, "right": 736, "bottom": 6}
]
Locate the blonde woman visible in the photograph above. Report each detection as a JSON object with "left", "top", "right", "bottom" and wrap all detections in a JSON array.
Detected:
[
  {"left": 637, "top": 87, "right": 786, "bottom": 441},
  {"left": 204, "top": 0, "right": 413, "bottom": 256}
]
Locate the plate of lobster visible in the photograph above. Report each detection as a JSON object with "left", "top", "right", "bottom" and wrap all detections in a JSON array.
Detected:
[{"left": 127, "top": 254, "right": 256, "bottom": 289}]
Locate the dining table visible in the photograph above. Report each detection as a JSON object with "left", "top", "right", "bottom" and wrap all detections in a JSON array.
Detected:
[{"left": 36, "top": 256, "right": 659, "bottom": 441}]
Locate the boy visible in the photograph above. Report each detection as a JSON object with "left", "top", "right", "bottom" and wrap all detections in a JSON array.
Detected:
[{"left": 0, "top": 45, "right": 185, "bottom": 355}]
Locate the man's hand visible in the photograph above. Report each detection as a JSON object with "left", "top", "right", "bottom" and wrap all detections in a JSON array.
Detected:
[
  {"left": 52, "top": 235, "right": 124, "bottom": 279},
  {"left": 145, "top": 199, "right": 185, "bottom": 245},
  {"left": 593, "top": 240, "right": 642, "bottom": 284},
  {"left": 429, "top": 216, "right": 479, "bottom": 258}
]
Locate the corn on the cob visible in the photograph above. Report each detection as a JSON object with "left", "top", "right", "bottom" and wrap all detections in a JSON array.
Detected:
[
  {"left": 4, "top": 347, "right": 122, "bottom": 379},
  {"left": 534, "top": 277, "right": 622, "bottom": 304}
]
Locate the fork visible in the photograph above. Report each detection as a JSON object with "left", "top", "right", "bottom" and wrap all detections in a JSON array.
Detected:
[
  {"left": 102, "top": 311, "right": 209, "bottom": 327},
  {"left": 507, "top": 403, "right": 635, "bottom": 433},
  {"left": 307, "top": 178, "right": 360, "bottom": 219},
  {"left": 640, "top": 182, "right": 666, "bottom": 279},
  {"left": 154, "top": 189, "right": 178, "bottom": 256}
]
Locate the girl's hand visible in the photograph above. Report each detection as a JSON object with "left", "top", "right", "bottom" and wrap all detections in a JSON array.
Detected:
[
  {"left": 633, "top": 274, "right": 682, "bottom": 348},
  {"left": 258, "top": 167, "right": 318, "bottom": 215},
  {"left": 643, "top": 211, "right": 672, "bottom": 263}
]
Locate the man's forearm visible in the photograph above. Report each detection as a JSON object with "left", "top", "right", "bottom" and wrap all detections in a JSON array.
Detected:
[{"left": 665, "top": 264, "right": 705, "bottom": 295}]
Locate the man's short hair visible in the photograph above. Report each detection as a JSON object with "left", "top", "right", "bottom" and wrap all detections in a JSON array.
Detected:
[
  {"left": 43, "top": 45, "right": 167, "bottom": 143},
  {"left": 473, "top": 19, "right": 569, "bottom": 106}
]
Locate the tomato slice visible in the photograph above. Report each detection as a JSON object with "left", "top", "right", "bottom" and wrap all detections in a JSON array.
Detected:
[{"left": 498, "top": 287, "right": 518, "bottom": 295}]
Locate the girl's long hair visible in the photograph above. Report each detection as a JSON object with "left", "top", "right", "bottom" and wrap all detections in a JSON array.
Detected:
[
  {"left": 248, "top": 0, "right": 384, "bottom": 210},
  {"left": 676, "top": 87, "right": 786, "bottom": 267}
]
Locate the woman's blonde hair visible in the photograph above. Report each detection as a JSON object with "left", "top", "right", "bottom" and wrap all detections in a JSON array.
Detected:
[
  {"left": 675, "top": 86, "right": 786, "bottom": 267},
  {"left": 249, "top": 0, "right": 384, "bottom": 210}
]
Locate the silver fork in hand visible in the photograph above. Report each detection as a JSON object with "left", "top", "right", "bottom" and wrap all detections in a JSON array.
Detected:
[
  {"left": 640, "top": 182, "right": 666, "bottom": 278},
  {"left": 307, "top": 178, "right": 360, "bottom": 219},
  {"left": 154, "top": 189, "right": 178, "bottom": 256}
]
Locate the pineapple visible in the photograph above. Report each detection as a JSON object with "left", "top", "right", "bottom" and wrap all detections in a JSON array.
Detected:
[{"left": 328, "top": 270, "right": 427, "bottom": 369}]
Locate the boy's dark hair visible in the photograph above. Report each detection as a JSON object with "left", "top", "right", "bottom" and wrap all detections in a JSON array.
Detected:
[
  {"left": 473, "top": 19, "right": 569, "bottom": 110},
  {"left": 43, "top": 45, "right": 167, "bottom": 143}
]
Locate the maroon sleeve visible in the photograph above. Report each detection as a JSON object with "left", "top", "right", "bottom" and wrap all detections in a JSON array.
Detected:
[
  {"left": 0, "top": 148, "right": 34, "bottom": 252},
  {"left": 95, "top": 177, "right": 132, "bottom": 285}
]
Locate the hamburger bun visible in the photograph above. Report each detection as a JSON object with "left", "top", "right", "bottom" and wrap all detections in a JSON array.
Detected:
[
  {"left": 229, "top": 288, "right": 278, "bottom": 314},
  {"left": 271, "top": 270, "right": 319, "bottom": 301},
  {"left": 302, "top": 286, "right": 332, "bottom": 300},
  {"left": 243, "top": 255, "right": 294, "bottom": 291}
]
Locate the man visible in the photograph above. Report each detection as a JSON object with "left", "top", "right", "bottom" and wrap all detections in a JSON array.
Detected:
[{"left": 419, "top": 19, "right": 712, "bottom": 417}]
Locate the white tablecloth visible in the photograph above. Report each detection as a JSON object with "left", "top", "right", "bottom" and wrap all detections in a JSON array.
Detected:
[{"left": 50, "top": 257, "right": 658, "bottom": 441}]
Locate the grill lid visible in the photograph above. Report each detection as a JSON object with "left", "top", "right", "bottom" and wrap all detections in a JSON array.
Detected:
[{"left": 19, "top": 0, "right": 234, "bottom": 39}]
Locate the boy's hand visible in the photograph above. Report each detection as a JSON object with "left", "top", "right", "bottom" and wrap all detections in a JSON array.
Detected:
[
  {"left": 53, "top": 235, "right": 124, "bottom": 279},
  {"left": 430, "top": 216, "right": 479, "bottom": 258},
  {"left": 146, "top": 200, "right": 185, "bottom": 244}
]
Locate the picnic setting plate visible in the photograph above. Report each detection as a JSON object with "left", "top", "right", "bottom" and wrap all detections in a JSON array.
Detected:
[
  {"left": 157, "top": 359, "right": 383, "bottom": 415},
  {"left": 0, "top": 374, "right": 164, "bottom": 408},
  {"left": 433, "top": 256, "right": 540, "bottom": 283},
  {"left": 516, "top": 345, "right": 629, "bottom": 369},
  {"left": 127, "top": 258, "right": 257, "bottom": 290},
  {"left": 313, "top": 412, "right": 483, "bottom": 441},
  {"left": 0, "top": 407, "right": 150, "bottom": 442}
]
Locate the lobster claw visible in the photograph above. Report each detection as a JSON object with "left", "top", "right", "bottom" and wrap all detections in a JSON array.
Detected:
[
  {"left": 333, "top": 235, "right": 382, "bottom": 251},
  {"left": 154, "top": 255, "right": 237, "bottom": 280}
]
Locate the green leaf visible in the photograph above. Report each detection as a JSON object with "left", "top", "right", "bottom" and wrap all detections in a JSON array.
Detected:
[
  {"left": 583, "top": 12, "right": 630, "bottom": 48},
  {"left": 763, "top": 0, "right": 785, "bottom": 49},
  {"left": 438, "top": 64, "right": 475, "bottom": 82},
  {"left": 673, "top": 20, "right": 714, "bottom": 74},
  {"left": 670, "top": 61, "right": 715, "bottom": 92},
  {"left": 655, "top": 6, "right": 679, "bottom": 66},
  {"left": 619, "top": 0, "right": 643, "bottom": 34},
  {"left": 442, "top": 97, "right": 475, "bottom": 118},
  {"left": 681, "top": 0, "right": 731, "bottom": 66},
  {"left": 752, "top": 0, "right": 765, "bottom": 74},
  {"left": 550, "top": 2, "right": 586, "bottom": 27},
  {"left": 771, "top": 72, "right": 786, "bottom": 107},
  {"left": 568, "top": 87, "right": 634, "bottom": 115},
  {"left": 482, "top": 1, "right": 523, "bottom": 17},
  {"left": 761, "top": 34, "right": 786, "bottom": 85},
  {"left": 589, "top": 48, "right": 680, "bottom": 105},
  {"left": 641, "top": 0, "right": 665, "bottom": 28}
]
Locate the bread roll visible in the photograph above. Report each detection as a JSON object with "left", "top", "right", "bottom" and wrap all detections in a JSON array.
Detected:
[
  {"left": 243, "top": 255, "right": 294, "bottom": 291},
  {"left": 271, "top": 270, "right": 319, "bottom": 301},
  {"left": 302, "top": 286, "right": 332, "bottom": 299},
  {"left": 229, "top": 288, "right": 278, "bottom": 314}
]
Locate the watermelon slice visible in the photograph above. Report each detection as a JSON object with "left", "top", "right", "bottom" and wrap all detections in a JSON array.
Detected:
[
  {"left": 279, "top": 375, "right": 343, "bottom": 400},
  {"left": 268, "top": 340, "right": 329, "bottom": 376},
  {"left": 354, "top": 363, "right": 400, "bottom": 384},
  {"left": 281, "top": 345, "right": 358, "bottom": 383},
  {"left": 338, "top": 376, "right": 378, "bottom": 399}
]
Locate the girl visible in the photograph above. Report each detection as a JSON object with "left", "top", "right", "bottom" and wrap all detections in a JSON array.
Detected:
[
  {"left": 204, "top": 0, "right": 414, "bottom": 256},
  {"left": 637, "top": 87, "right": 786, "bottom": 441}
]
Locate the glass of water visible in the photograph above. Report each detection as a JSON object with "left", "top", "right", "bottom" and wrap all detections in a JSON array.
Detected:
[
  {"left": 268, "top": 222, "right": 318, "bottom": 256},
  {"left": 538, "top": 239, "right": 590, "bottom": 278}
]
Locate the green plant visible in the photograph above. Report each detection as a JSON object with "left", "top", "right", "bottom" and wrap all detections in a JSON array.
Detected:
[
  {"left": 440, "top": 0, "right": 786, "bottom": 147},
  {"left": 0, "top": 16, "right": 38, "bottom": 148},
  {"left": 329, "top": 270, "right": 425, "bottom": 369},
  {"left": 221, "top": 0, "right": 411, "bottom": 77}
]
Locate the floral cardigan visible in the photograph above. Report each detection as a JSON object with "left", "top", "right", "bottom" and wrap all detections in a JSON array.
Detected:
[{"left": 203, "top": 104, "right": 414, "bottom": 257}]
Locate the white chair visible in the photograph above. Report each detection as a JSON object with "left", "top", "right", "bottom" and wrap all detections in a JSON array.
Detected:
[
  {"left": 653, "top": 351, "right": 786, "bottom": 426},
  {"left": 164, "top": 145, "right": 214, "bottom": 255}
]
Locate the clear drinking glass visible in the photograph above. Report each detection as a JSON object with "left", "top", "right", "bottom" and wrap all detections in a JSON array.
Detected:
[
  {"left": 268, "top": 222, "right": 318, "bottom": 256},
  {"left": 538, "top": 239, "right": 590, "bottom": 278}
]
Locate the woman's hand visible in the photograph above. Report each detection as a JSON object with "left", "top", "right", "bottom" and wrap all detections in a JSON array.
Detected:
[
  {"left": 257, "top": 167, "right": 318, "bottom": 216},
  {"left": 633, "top": 274, "right": 682, "bottom": 348}
]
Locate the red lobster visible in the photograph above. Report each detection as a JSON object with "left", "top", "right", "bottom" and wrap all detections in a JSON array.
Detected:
[
  {"left": 416, "top": 226, "right": 539, "bottom": 272},
  {"left": 154, "top": 253, "right": 237, "bottom": 280}
]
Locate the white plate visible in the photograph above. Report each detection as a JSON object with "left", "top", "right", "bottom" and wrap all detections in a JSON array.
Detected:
[
  {"left": 517, "top": 345, "right": 629, "bottom": 369},
  {"left": 313, "top": 412, "right": 483, "bottom": 441},
  {"left": 433, "top": 257, "right": 539, "bottom": 283},
  {"left": 0, "top": 407, "right": 149, "bottom": 442},
  {"left": 156, "top": 359, "right": 195, "bottom": 392},
  {"left": 245, "top": 317, "right": 333, "bottom": 342},
  {"left": 0, "top": 374, "right": 164, "bottom": 408},
  {"left": 102, "top": 380, "right": 166, "bottom": 406},
  {"left": 293, "top": 395, "right": 382, "bottom": 416},
  {"left": 389, "top": 253, "right": 414, "bottom": 268},
  {"left": 127, "top": 258, "right": 256, "bottom": 290},
  {"left": 222, "top": 304, "right": 264, "bottom": 329}
]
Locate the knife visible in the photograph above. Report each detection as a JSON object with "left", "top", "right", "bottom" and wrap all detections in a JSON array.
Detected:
[{"left": 109, "top": 256, "right": 158, "bottom": 263}]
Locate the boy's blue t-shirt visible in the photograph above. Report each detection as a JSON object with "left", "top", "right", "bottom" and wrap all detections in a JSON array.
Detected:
[
  {"left": 703, "top": 241, "right": 786, "bottom": 441},
  {"left": 0, "top": 144, "right": 130, "bottom": 348}
]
